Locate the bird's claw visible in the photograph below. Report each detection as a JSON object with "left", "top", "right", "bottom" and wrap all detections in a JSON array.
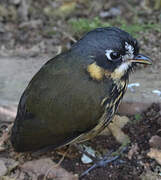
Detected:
[
  {"left": 80, "top": 146, "right": 127, "bottom": 178},
  {"left": 80, "top": 155, "right": 119, "bottom": 178}
]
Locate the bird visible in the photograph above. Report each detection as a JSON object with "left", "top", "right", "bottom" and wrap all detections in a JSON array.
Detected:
[{"left": 11, "top": 27, "right": 151, "bottom": 153}]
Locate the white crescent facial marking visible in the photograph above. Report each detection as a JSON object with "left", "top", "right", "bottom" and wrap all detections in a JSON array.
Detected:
[
  {"left": 125, "top": 42, "right": 134, "bottom": 57},
  {"left": 105, "top": 49, "right": 113, "bottom": 60},
  {"left": 112, "top": 61, "right": 132, "bottom": 79}
]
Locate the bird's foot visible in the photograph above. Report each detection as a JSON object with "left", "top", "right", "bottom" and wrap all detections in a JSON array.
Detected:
[
  {"left": 79, "top": 146, "right": 127, "bottom": 178},
  {"left": 74, "top": 144, "right": 99, "bottom": 163}
]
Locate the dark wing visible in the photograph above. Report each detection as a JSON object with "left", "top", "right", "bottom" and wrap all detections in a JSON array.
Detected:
[{"left": 11, "top": 53, "right": 111, "bottom": 152}]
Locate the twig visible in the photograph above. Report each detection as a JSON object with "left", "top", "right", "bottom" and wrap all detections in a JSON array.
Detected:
[
  {"left": 43, "top": 146, "right": 69, "bottom": 180},
  {"left": 61, "top": 31, "right": 77, "bottom": 43}
]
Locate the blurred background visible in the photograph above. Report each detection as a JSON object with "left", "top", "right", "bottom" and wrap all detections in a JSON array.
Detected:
[
  {"left": 0, "top": 1, "right": 161, "bottom": 179},
  {"left": 0, "top": 0, "right": 161, "bottom": 55},
  {"left": 0, "top": 0, "right": 161, "bottom": 108},
  {"left": 0, "top": 0, "right": 161, "bottom": 107}
]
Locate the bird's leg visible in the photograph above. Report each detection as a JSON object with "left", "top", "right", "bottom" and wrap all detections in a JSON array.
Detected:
[
  {"left": 79, "top": 146, "right": 127, "bottom": 179},
  {"left": 74, "top": 144, "right": 99, "bottom": 163}
]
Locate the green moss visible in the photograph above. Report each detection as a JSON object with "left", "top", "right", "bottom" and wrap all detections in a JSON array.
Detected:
[
  {"left": 112, "top": 139, "right": 130, "bottom": 157},
  {"left": 121, "top": 22, "right": 161, "bottom": 37},
  {"left": 111, "top": 17, "right": 161, "bottom": 37},
  {"left": 134, "top": 114, "right": 142, "bottom": 121},
  {"left": 69, "top": 17, "right": 161, "bottom": 38},
  {"left": 45, "top": 30, "right": 57, "bottom": 36},
  {"left": 68, "top": 17, "right": 110, "bottom": 36},
  {"left": 128, "top": 113, "right": 142, "bottom": 125}
]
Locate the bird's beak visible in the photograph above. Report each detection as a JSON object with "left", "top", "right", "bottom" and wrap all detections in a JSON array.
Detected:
[{"left": 130, "top": 54, "right": 152, "bottom": 65}]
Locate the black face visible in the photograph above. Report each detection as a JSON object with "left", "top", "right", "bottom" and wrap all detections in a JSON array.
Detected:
[
  {"left": 72, "top": 27, "right": 151, "bottom": 77},
  {"left": 85, "top": 27, "right": 139, "bottom": 72}
]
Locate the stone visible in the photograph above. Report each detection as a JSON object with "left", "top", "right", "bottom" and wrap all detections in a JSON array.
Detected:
[
  {"left": 0, "top": 158, "right": 19, "bottom": 172},
  {"left": 100, "top": 7, "right": 121, "bottom": 18},
  {"left": 0, "top": 56, "right": 48, "bottom": 107},
  {"left": 21, "top": 158, "right": 78, "bottom": 180},
  {"left": 0, "top": 56, "right": 160, "bottom": 109},
  {"left": 0, "top": 106, "right": 16, "bottom": 122},
  {"left": 118, "top": 102, "right": 150, "bottom": 115},
  {"left": 0, "top": 160, "right": 7, "bottom": 176},
  {"left": 140, "top": 170, "right": 161, "bottom": 180}
]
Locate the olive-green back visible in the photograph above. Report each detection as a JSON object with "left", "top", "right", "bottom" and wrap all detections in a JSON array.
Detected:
[{"left": 11, "top": 51, "right": 112, "bottom": 151}]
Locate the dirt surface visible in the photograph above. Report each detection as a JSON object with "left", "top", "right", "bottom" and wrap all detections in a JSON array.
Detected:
[
  {"left": 55, "top": 104, "right": 161, "bottom": 180},
  {"left": 0, "top": 55, "right": 161, "bottom": 108},
  {"left": 0, "top": 0, "right": 161, "bottom": 179},
  {"left": 0, "top": 104, "right": 161, "bottom": 180}
]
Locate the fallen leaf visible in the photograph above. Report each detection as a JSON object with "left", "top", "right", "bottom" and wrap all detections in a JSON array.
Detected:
[
  {"left": 128, "top": 143, "right": 139, "bottom": 160},
  {"left": 104, "top": 115, "right": 130, "bottom": 144},
  {"left": 21, "top": 158, "right": 78, "bottom": 180},
  {"left": 149, "top": 135, "right": 161, "bottom": 149},
  {"left": 147, "top": 148, "right": 161, "bottom": 165},
  {"left": 100, "top": 115, "right": 129, "bottom": 137},
  {"left": 112, "top": 115, "right": 130, "bottom": 128}
]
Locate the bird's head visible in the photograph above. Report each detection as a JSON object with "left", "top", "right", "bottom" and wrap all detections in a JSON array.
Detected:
[{"left": 73, "top": 27, "right": 152, "bottom": 81}]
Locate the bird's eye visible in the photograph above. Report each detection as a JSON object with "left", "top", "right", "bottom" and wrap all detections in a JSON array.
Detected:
[
  {"left": 105, "top": 49, "right": 121, "bottom": 61},
  {"left": 110, "top": 52, "right": 121, "bottom": 60}
]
